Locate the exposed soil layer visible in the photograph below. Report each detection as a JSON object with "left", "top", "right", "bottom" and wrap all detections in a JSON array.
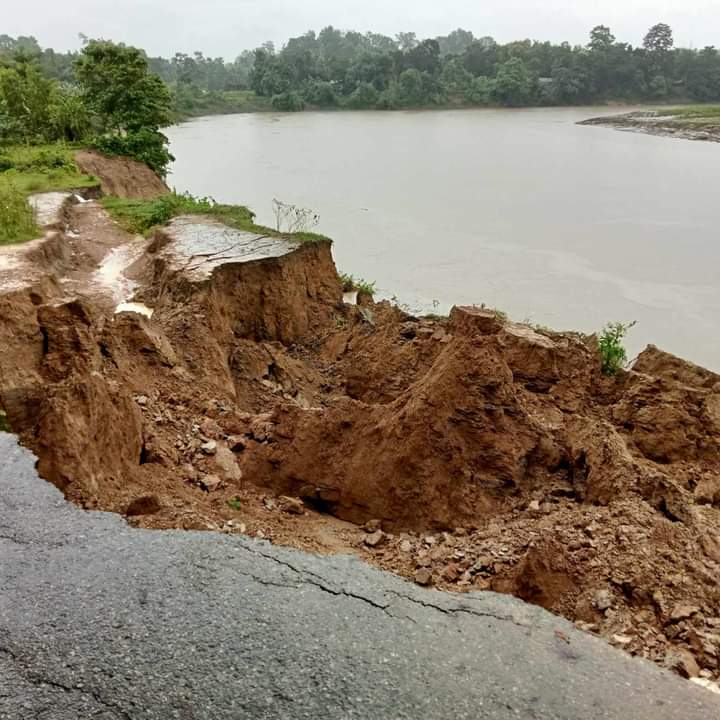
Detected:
[
  {"left": 75, "top": 149, "right": 169, "bottom": 198},
  {"left": 2, "top": 178, "right": 720, "bottom": 687},
  {"left": 580, "top": 111, "right": 720, "bottom": 143}
]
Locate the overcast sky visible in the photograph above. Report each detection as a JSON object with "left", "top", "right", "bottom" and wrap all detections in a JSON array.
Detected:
[{"left": 6, "top": 0, "right": 718, "bottom": 58}]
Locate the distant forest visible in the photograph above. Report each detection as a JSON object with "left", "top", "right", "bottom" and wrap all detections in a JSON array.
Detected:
[{"left": 2, "top": 23, "right": 720, "bottom": 117}]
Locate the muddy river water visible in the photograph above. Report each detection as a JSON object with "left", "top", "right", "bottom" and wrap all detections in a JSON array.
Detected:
[{"left": 166, "top": 107, "right": 720, "bottom": 370}]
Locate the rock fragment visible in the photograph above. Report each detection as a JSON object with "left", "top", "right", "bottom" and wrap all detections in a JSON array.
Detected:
[
  {"left": 213, "top": 444, "right": 242, "bottom": 482},
  {"left": 200, "top": 474, "right": 222, "bottom": 492},
  {"left": 201, "top": 440, "right": 217, "bottom": 455},
  {"left": 125, "top": 495, "right": 161, "bottom": 517},
  {"left": 279, "top": 496, "right": 305, "bottom": 515},
  {"left": 594, "top": 589, "right": 614, "bottom": 612},
  {"left": 414, "top": 568, "right": 433, "bottom": 586},
  {"left": 364, "top": 530, "right": 385, "bottom": 548}
]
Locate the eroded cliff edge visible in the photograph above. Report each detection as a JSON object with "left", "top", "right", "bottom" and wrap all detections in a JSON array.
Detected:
[{"left": 1, "top": 154, "right": 719, "bottom": 687}]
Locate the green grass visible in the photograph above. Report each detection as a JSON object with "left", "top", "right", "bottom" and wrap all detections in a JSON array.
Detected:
[
  {"left": 0, "top": 144, "right": 97, "bottom": 196},
  {"left": 227, "top": 497, "right": 242, "bottom": 511},
  {"left": 0, "top": 144, "right": 97, "bottom": 244},
  {"left": 0, "top": 183, "right": 39, "bottom": 245},
  {"left": 339, "top": 272, "right": 376, "bottom": 295},
  {"left": 663, "top": 105, "right": 720, "bottom": 119},
  {"left": 101, "top": 192, "right": 331, "bottom": 245}
]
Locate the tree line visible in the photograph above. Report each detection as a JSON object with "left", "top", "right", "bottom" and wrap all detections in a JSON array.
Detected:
[
  {"left": 0, "top": 39, "right": 173, "bottom": 174},
  {"left": 1, "top": 24, "right": 719, "bottom": 172}
]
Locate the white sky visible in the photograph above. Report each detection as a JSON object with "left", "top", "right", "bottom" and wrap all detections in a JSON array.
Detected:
[{"left": 5, "top": 0, "right": 718, "bottom": 58}]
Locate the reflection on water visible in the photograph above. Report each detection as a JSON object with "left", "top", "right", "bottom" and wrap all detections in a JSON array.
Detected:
[{"left": 166, "top": 108, "right": 720, "bottom": 370}]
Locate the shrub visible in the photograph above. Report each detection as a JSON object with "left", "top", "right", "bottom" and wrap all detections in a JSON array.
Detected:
[
  {"left": 598, "top": 321, "right": 636, "bottom": 375},
  {"left": 339, "top": 272, "right": 376, "bottom": 296},
  {"left": 92, "top": 128, "right": 174, "bottom": 177},
  {"left": 271, "top": 91, "right": 305, "bottom": 112},
  {"left": 0, "top": 183, "right": 37, "bottom": 244}
]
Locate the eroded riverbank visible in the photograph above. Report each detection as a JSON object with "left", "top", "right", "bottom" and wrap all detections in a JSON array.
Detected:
[
  {"left": 166, "top": 108, "right": 720, "bottom": 371},
  {"left": 580, "top": 109, "right": 720, "bottom": 143},
  {"left": 2, "top": 152, "right": 720, "bottom": 688}
]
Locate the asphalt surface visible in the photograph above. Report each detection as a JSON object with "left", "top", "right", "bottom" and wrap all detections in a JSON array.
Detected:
[{"left": 1, "top": 432, "right": 719, "bottom": 719}]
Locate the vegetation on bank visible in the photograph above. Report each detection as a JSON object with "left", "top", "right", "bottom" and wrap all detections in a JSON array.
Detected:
[
  {"left": 661, "top": 105, "right": 720, "bottom": 129},
  {"left": 0, "top": 144, "right": 96, "bottom": 194},
  {"left": 1, "top": 39, "right": 173, "bottom": 175},
  {"left": 3, "top": 23, "right": 720, "bottom": 123},
  {"left": 0, "top": 184, "right": 38, "bottom": 244},
  {"left": 598, "top": 321, "right": 637, "bottom": 375},
  {"left": 0, "top": 144, "right": 97, "bottom": 244},
  {"left": 101, "top": 192, "right": 331, "bottom": 246},
  {"left": 339, "top": 273, "right": 376, "bottom": 296}
]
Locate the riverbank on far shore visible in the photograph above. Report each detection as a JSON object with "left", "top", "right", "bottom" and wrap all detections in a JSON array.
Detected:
[{"left": 579, "top": 107, "right": 720, "bottom": 142}]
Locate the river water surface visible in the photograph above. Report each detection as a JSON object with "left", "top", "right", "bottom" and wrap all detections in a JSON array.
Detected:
[{"left": 166, "top": 108, "right": 720, "bottom": 370}]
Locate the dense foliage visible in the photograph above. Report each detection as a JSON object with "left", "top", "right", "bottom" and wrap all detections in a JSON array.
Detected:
[
  {"left": 242, "top": 24, "right": 720, "bottom": 109},
  {"left": 1, "top": 24, "right": 720, "bottom": 133},
  {"left": 1, "top": 38, "right": 174, "bottom": 175}
]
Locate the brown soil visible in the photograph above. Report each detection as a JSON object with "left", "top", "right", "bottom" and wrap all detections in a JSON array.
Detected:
[
  {"left": 2, "top": 168, "right": 720, "bottom": 685},
  {"left": 75, "top": 149, "right": 169, "bottom": 198}
]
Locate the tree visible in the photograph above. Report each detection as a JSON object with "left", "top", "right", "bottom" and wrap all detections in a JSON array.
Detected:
[
  {"left": 398, "top": 68, "right": 426, "bottom": 106},
  {"left": 643, "top": 24, "right": 674, "bottom": 54},
  {"left": 492, "top": 58, "right": 533, "bottom": 106},
  {"left": 0, "top": 61, "right": 53, "bottom": 142},
  {"left": 396, "top": 32, "right": 418, "bottom": 52},
  {"left": 462, "top": 37, "right": 498, "bottom": 77},
  {"left": 304, "top": 80, "right": 336, "bottom": 107},
  {"left": 75, "top": 40, "right": 173, "bottom": 175},
  {"left": 346, "top": 82, "right": 379, "bottom": 109},
  {"left": 547, "top": 64, "right": 587, "bottom": 104},
  {"left": 48, "top": 83, "right": 92, "bottom": 141},
  {"left": 438, "top": 29, "right": 475, "bottom": 57},
  {"left": 589, "top": 26, "right": 615, "bottom": 52},
  {"left": 440, "top": 58, "right": 473, "bottom": 97},
  {"left": 405, "top": 39, "right": 441, "bottom": 75}
]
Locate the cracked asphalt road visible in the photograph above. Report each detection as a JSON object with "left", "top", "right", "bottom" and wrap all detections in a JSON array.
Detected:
[{"left": 1, "top": 433, "right": 719, "bottom": 719}]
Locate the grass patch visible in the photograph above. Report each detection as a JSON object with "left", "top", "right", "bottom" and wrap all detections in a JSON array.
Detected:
[
  {"left": 102, "top": 192, "right": 331, "bottom": 245},
  {"left": 663, "top": 105, "right": 720, "bottom": 119},
  {"left": 227, "top": 497, "right": 242, "bottom": 511},
  {"left": 0, "top": 144, "right": 97, "bottom": 196},
  {"left": 339, "top": 272, "right": 376, "bottom": 295},
  {"left": 0, "top": 183, "right": 39, "bottom": 245}
]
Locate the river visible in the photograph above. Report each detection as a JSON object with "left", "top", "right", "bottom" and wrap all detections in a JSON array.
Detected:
[{"left": 166, "top": 107, "right": 720, "bottom": 371}]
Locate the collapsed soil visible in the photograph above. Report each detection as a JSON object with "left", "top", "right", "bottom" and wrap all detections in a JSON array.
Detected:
[{"left": 2, "top": 155, "right": 720, "bottom": 686}]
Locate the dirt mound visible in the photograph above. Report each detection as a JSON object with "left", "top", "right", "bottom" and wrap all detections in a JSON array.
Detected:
[
  {"left": 2, "top": 201, "right": 720, "bottom": 685},
  {"left": 75, "top": 149, "right": 168, "bottom": 199}
]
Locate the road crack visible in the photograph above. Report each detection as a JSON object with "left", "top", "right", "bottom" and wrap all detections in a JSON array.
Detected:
[{"left": 0, "top": 643, "right": 131, "bottom": 720}]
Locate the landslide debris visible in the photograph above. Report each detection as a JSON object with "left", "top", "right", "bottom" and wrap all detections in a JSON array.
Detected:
[
  {"left": 2, "top": 157, "right": 720, "bottom": 686},
  {"left": 75, "top": 149, "right": 169, "bottom": 199}
]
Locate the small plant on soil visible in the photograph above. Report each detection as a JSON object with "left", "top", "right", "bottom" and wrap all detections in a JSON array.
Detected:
[
  {"left": 0, "top": 409, "right": 11, "bottom": 432},
  {"left": 272, "top": 199, "right": 319, "bottom": 233},
  {"left": 0, "top": 183, "right": 38, "bottom": 244},
  {"left": 339, "top": 272, "right": 376, "bottom": 296},
  {"left": 598, "top": 321, "right": 637, "bottom": 375},
  {"left": 227, "top": 497, "right": 242, "bottom": 511}
]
